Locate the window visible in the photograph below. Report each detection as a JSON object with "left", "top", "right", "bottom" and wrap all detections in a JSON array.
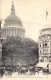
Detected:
[
  {"left": 40, "top": 50, "right": 41, "bottom": 54},
  {"left": 47, "top": 64, "right": 49, "bottom": 68},
  {"left": 43, "top": 42, "right": 47, "bottom": 47},
  {"left": 45, "top": 42, "right": 47, "bottom": 46},
  {"left": 40, "top": 44, "right": 41, "bottom": 47},
  {"left": 40, "top": 59, "right": 42, "bottom": 62},
  {"left": 43, "top": 48, "right": 48, "bottom": 53},
  {"left": 43, "top": 43, "right": 44, "bottom": 47}
]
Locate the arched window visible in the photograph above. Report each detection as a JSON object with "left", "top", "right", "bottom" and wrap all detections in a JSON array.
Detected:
[
  {"left": 43, "top": 43, "right": 44, "bottom": 47},
  {"left": 47, "top": 64, "right": 49, "bottom": 68},
  {"left": 43, "top": 42, "right": 47, "bottom": 47},
  {"left": 40, "top": 59, "right": 42, "bottom": 62},
  {"left": 40, "top": 44, "right": 41, "bottom": 47}
]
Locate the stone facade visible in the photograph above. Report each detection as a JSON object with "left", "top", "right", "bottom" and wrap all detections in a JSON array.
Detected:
[
  {"left": 2, "top": 27, "right": 25, "bottom": 38},
  {"left": 39, "top": 28, "right": 51, "bottom": 62}
]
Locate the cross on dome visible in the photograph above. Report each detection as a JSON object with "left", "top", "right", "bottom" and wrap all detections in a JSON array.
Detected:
[
  {"left": 12, "top": 0, "right": 14, "bottom": 7},
  {"left": 11, "top": 0, "right": 15, "bottom": 14}
]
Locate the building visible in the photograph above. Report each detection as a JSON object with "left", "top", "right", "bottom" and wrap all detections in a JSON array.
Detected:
[
  {"left": 1, "top": 1, "right": 25, "bottom": 39},
  {"left": 0, "top": 20, "right": 5, "bottom": 67},
  {"left": 39, "top": 28, "right": 51, "bottom": 62},
  {"left": 37, "top": 28, "right": 51, "bottom": 72}
]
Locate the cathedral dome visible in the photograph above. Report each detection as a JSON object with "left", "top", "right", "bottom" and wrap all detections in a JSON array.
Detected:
[
  {"left": 4, "top": 1, "right": 23, "bottom": 27},
  {"left": 2, "top": 0, "right": 25, "bottom": 39},
  {"left": 4, "top": 14, "right": 23, "bottom": 27}
]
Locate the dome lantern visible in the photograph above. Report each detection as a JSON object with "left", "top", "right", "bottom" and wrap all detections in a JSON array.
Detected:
[{"left": 11, "top": 0, "right": 15, "bottom": 14}]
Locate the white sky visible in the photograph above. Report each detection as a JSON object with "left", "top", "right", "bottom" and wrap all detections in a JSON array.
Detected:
[{"left": 0, "top": 0, "right": 51, "bottom": 42}]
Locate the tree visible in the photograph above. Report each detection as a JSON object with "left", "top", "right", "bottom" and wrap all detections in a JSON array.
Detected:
[{"left": 2, "top": 36, "right": 38, "bottom": 67}]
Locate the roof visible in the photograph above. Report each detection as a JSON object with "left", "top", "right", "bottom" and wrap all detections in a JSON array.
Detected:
[
  {"left": 4, "top": 1, "right": 23, "bottom": 27},
  {"left": 40, "top": 28, "right": 51, "bottom": 32},
  {"left": 39, "top": 34, "right": 51, "bottom": 37},
  {"left": 4, "top": 14, "right": 23, "bottom": 27}
]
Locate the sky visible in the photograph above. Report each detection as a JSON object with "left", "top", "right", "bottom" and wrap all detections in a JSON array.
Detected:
[{"left": 0, "top": 0, "right": 51, "bottom": 42}]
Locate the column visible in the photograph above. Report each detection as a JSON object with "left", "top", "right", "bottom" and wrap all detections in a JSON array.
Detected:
[
  {"left": 14, "top": 29, "right": 15, "bottom": 36},
  {"left": 9, "top": 29, "right": 11, "bottom": 36},
  {"left": 7, "top": 29, "right": 9, "bottom": 36},
  {"left": 11, "top": 29, "right": 12, "bottom": 36},
  {"left": 12, "top": 29, "right": 15, "bottom": 36},
  {"left": 12, "top": 29, "right": 13, "bottom": 36},
  {"left": 15, "top": 29, "right": 16, "bottom": 36},
  {"left": 16, "top": 30, "right": 17, "bottom": 36}
]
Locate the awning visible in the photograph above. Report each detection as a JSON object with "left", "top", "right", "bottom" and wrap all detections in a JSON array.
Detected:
[
  {"left": 36, "top": 62, "right": 49, "bottom": 68},
  {"left": 21, "top": 67, "right": 27, "bottom": 70},
  {"left": 29, "top": 66, "right": 33, "bottom": 69}
]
